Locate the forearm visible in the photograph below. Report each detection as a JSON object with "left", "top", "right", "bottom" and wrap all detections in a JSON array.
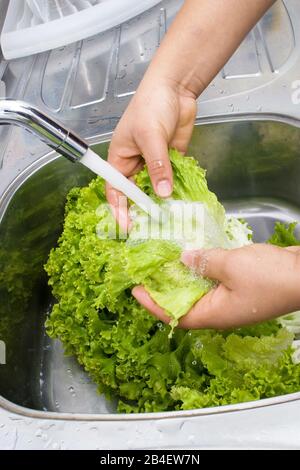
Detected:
[{"left": 141, "top": 0, "right": 276, "bottom": 97}]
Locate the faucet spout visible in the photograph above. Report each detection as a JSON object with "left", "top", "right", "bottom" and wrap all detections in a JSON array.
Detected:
[{"left": 0, "top": 99, "right": 88, "bottom": 162}]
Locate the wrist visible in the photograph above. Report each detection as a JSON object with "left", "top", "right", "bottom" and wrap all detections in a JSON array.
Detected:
[
  {"left": 139, "top": 71, "right": 201, "bottom": 101},
  {"left": 161, "top": 73, "right": 205, "bottom": 100}
]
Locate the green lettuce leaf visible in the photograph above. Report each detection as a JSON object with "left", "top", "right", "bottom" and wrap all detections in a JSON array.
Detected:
[
  {"left": 278, "top": 312, "right": 300, "bottom": 338},
  {"left": 268, "top": 221, "right": 300, "bottom": 247},
  {"left": 45, "top": 149, "right": 300, "bottom": 413},
  {"left": 171, "top": 328, "right": 297, "bottom": 410}
]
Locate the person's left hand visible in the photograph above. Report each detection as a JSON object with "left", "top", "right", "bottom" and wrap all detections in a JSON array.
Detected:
[{"left": 132, "top": 244, "right": 300, "bottom": 329}]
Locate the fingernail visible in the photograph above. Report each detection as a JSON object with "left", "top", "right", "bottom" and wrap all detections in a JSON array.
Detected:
[
  {"left": 132, "top": 286, "right": 141, "bottom": 298},
  {"left": 156, "top": 180, "right": 172, "bottom": 198},
  {"left": 181, "top": 251, "right": 196, "bottom": 267}
]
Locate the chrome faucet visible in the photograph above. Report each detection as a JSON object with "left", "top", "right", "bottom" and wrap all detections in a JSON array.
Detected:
[{"left": 0, "top": 99, "right": 88, "bottom": 162}]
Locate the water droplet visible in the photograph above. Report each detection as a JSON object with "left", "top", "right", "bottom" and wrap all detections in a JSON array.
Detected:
[
  {"left": 117, "top": 69, "right": 127, "bottom": 79},
  {"left": 68, "top": 386, "right": 76, "bottom": 397},
  {"left": 195, "top": 340, "right": 203, "bottom": 350},
  {"left": 188, "top": 331, "right": 192, "bottom": 336},
  {"left": 192, "top": 360, "right": 197, "bottom": 366}
]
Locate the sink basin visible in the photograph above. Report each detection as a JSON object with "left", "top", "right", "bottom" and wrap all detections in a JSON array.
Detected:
[{"left": 1, "top": 118, "right": 300, "bottom": 419}]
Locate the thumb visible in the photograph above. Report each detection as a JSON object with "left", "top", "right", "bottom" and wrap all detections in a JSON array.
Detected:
[
  {"left": 181, "top": 248, "right": 229, "bottom": 281},
  {"left": 136, "top": 130, "right": 173, "bottom": 198}
]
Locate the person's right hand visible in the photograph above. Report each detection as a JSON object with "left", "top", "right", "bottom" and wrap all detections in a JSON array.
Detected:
[
  {"left": 106, "top": 79, "right": 197, "bottom": 230},
  {"left": 133, "top": 244, "right": 300, "bottom": 330}
]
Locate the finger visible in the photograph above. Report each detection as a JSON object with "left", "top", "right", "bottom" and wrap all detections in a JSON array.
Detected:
[
  {"left": 133, "top": 283, "right": 235, "bottom": 330},
  {"left": 132, "top": 286, "right": 171, "bottom": 324},
  {"left": 180, "top": 248, "right": 229, "bottom": 282},
  {"left": 136, "top": 130, "right": 173, "bottom": 198},
  {"left": 285, "top": 246, "right": 300, "bottom": 253},
  {"left": 106, "top": 174, "right": 143, "bottom": 231},
  {"left": 170, "top": 123, "right": 195, "bottom": 155},
  {"left": 170, "top": 96, "right": 197, "bottom": 153},
  {"left": 178, "top": 289, "right": 217, "bottom": 329},
  {"left": 105, "top": 184, "right": 130, "bottom": 233},
  {"left": 178, "top": 285, "right": 234, "bottom": 330},
  {"left": 106, "top": 141, "right": 144, "bottom": 228},
  {"left": 105, "top": 153, "right": 142, "bottom": 231},
  {"left": 170, "top": 140, "right": 188, "bottom": 155}
]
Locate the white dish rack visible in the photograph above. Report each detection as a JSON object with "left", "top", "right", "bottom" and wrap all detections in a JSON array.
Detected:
[{"left": 1, "top": 0, "right": 162, "bottom": 59}]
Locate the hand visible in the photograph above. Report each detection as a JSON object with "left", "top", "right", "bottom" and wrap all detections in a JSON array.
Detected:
[
  {"left": 132, "top": 244, "right": 300, "bottom": 329},
  {"left": 106, "top": 79, "right": 197, "bottom": 230},
  {"left": 106, "top": 0, "right": 275, "bottom": 230}
]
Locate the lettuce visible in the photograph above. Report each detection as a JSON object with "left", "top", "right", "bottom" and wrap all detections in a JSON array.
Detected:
[
  {"left": 268, "top": 221, "right": 300, "bottom": 247},
  {"left": 45, "top": 151, "right": 300, "bottom": 413},
  {"left": 171, "top": 328, "right": 299, "bottom": 409},
  {"left": 278, "top": 312, "right": 300, "bottom": 338}
]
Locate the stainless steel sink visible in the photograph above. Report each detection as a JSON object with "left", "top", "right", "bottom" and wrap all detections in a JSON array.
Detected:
[
  {"left": 1, "top": 0, "right": 300, "bottom": 450},
  {"left": 1, "top": 117, "right": 300, "bottom": 423}
]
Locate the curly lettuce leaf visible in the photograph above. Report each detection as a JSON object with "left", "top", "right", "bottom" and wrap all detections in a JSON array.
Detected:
[
  {"left": 171, "top": 328, "right": 297, "bottom": 410},
  {"left": 268, "top": 221, "right": 300, "bottom": 247},
  {"left": 45, "top": 150, "right": 300, "bottom": 413},
  {"left": 136, "top": 149, "right": 226, "bottom": 225},
  {"left": 278, "top": 311, "right": 300, "bottom": 339}
]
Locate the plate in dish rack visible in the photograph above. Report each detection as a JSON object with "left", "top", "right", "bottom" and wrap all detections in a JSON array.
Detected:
[{"left": 1, "top": 0, "right": 163, "bottom": 59}]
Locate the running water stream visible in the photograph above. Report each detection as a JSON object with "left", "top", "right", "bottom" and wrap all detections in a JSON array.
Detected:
[{"left": 80, "top": 149, "right": 161, "bottom": 220}]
